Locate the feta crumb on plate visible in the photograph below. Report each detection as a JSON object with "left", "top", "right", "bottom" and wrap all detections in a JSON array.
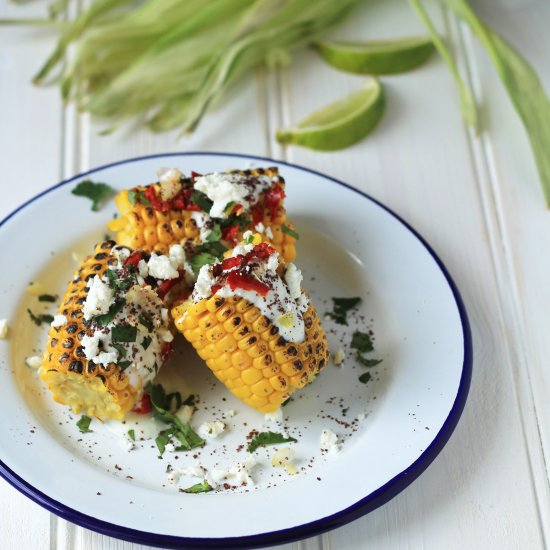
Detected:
[
  {"left": 320, "top": 428, "right": 341, "bottom": 454},
  {"left": 332, "top": 348, "right": 345, "bottom": 366},
  {"left": 198, "top": 420, "right": 226, "bottom": 439},
  {"left": 25, "top": 356, "right": 42, "bottom": 369}
]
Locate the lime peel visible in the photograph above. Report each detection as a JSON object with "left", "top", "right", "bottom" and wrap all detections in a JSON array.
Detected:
[
  {"left": 276, "top": 79, "right": 385, "bottom": 151},
  {"left": 315, "top": 36, "right": 435, "bottom": 75}
]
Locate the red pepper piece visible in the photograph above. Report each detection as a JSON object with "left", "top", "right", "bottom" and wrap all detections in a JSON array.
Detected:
[
  {"left": 125, "top": 251, "right": 143, "bottom": 267},
  {"left": 132, "top": 393, "right": 152, "bottom": 414},
  {"left": 249, "top": 242, "right": 275, "bottom": 260},
  {"left": 156, "top": 269, "right": 184, "bottom": 299},
  {"left": 251, "top": 204, "right": 264, "bottom": 226},
  {"left": 222, "top": 224, "right": 240, "bottom": 245},
  {"left": 221, "top": 256, "right": 243, "bottom": 271},
  {"left": 227, "top": 271, "right": 270, "bottom": 296},
  {"left": 160, "top": 342, "right": 174, "bottom": 363},
  {"left": 211, "top": 284, "right": 222, "bottom": 295},
  {"left": 264, "top": 181, "right": 286, "bottom": 221},
  {"left": 191, "top": 171, "right": 203, "bottom": 179},
  {"left": 212, "top": 264, "right": 223, "bottom": 277}
]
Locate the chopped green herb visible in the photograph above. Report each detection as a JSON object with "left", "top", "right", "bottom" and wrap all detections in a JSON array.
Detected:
[
  {"left": 127, "top": 429, "right": 135, "bottom": 441},
  {"left": 112, "top": 325, "right": 137, "bottom": 343},
  {"left": 326, "top": 297, "right": 361, "bottom": 325},
  {"left": 206, "top": 223, "right": 222, "bottom": 242},
  {"left": 104, "top": 233, "right": 111, "bottom": 241},
  {"left": 104, "top": 269, "right": 133, "bottom": 291},
  {"left": 71, "top": 180, "right": 115, "bottom": 212},
  {"left": 247, "top": 431, "right": 297, "bottom": 453},
  {"left": 93, "top": 299, "right": 126, "bottom": 326},
  {"left": 149, "top": 383, "right": 204, "bottom": 456},
  {"left": 118, "top": 360, "right": 132, "bottom": 370},
  {"left": 223, "top": 201, "right": 236, "bottom": 215},
  {"left": 38, "top": 294, "right": 57, "bottom": 303},
  {"left": 142, "top": 336, "right": 152, "bottom": 350},
  {"left": 350, "top": 331, "right": 374, "bottom": 354},
  {"left": 356, "top": 355, "right": 382, "bottom": 368},
  {"left": 112, "top": 343, "right": 127, "bottom": 359},
  {"left": 155, "top": 430, "right": 171, "bottom": 456},
  {"left": 359, "top": 372, "right": 372, "bottom": 384},
  {"left": 127, "top": 189, "right": 151, "bottom": 207},
  {"left": 189, "top": 253, "right": 219, "bottom": 275},
  {"left": 182, "top": 480, "right": 213, "bottom": 494},
  {"left": 189, "top": 191, "right": 213, "bottom": 212},
  {"left": 27, "top": 309, "right": 54, "bottom": 326},
  {"left": 281, "top": 224, "right": 299, "bottom": 240},
  {"left": 194, "top": 240, "right": 227, "bottom": 258},
  {"left": 77, "top": 415, "right": 92, "bottom": 433},
  {"left": 138, "top": 314, "right": 154, "bottom": 332},
  {"left": 243, "top": 233, "right": 254, "bottom": 244}
]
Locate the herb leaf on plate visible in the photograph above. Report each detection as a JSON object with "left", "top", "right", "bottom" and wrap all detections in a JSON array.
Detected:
[
  {"left": 326, "top": 297, "right": 361, "bottom": 325},
  {"left": 247, "top": 431, "right": 297, "bottom": 453},
  {"left": 71, "top": 180, "right": 115, "bottom": 212},
  {"left": 182, "top": 480, "right": 213, "bottom": 494},
  {"left": 77, "top": 415, "right": 92, "bottom": 433}
]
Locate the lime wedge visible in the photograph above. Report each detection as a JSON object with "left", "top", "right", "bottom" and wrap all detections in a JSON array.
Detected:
[
  {"left": 276, "top": 79, "right": 385, "bottom": 151},
  {"left": 315, "top": 36, "right": 434, "bottom": 75}
]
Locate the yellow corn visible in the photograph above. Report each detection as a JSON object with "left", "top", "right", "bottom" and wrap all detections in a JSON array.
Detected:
[
  {"left": 172, "top": 295, "right": 329, "bottom": 413},
  {"left": 40, "top": 241, "right": 138, "bottom": 421},
  {"left": 108, "top": 167, "right": 297, "bottom": 262}
]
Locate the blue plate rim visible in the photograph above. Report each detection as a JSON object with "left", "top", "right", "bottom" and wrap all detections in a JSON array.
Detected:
[{"left": 0, "top": 151, "right": 473, "bottom": 550}]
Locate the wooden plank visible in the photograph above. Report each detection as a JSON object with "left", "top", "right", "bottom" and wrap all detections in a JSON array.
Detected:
[
  {"left": 0, "top": 2, "right": 63, "bottom": 549},
  {"left": 273, "top": 0, "right": 546, "bottom": 548},
  {"left": 454, "top": 0, "right": 550, "bottom": 543}
]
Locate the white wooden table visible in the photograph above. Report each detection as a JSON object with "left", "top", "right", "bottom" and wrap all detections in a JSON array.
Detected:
[{"left": 1, "top": 1, "right": 549, "bottom": 548}]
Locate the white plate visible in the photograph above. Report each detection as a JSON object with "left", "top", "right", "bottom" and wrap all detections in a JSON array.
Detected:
[{"left": 0, "top": 152, "right": 471, "bottom": 548}]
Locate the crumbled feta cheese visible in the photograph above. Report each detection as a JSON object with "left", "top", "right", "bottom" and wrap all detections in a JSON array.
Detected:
[
  {"left": 357, "top": 413, "right": 366, "bottom": 421},
  {"left": 161, "top": 308, "right": 169, "bottom": 324},
  {"left": 198, "top": 420, "right": 226, "bottom": 439},
  {"left": 83, "top": 276, "right": 114, "bottom": 320},
  {"left": 147, "top": 253, "right": 179, "bottom": 280},
  {"left": 190, "top": 211, "right": 213, "bottom": 242},
  {"left": 254, "top": 222, "right": 265, "bottom": 233},
  {"left": 265, "top": 225, "right": 274, "bottom": 240},
  {"left": 81, "top": 332, "right": 102, "bottom": 359},
  {"left": 206, "top": 455, "right": 257, "bottom": 488},
  {"left": 164, "top": 443, "right": 176, "bottom": 453},
  {"left": 264, "top": 408, "right": 283, "bottom": 423},
  {"left": 176, "top": 405, "right": 194, "bottom": 424},
  {"left": 157, "top": 167, "right": 183, "bottom": 200},
  {"left": 95, "top": 351, "right": 118, "bottom": 367},
  {"left": 225, "top": 409, "right": 237, "bottom": 418},
  {"left": 242, "top": 230, "right": 254, "bottom": 241},
  {"left": 138, "top": 259, "right": 149, "bottom": 278},
  {"left": 266, "top": 251, "right": 279, "bottom": 272},
  {"left": 285, "top": 263, "right": 303, "bottom": 300},
  {"left": 50, "top": 314, "right": 67, "bottom": 328},
  {"left": 194, "top": 172, "right": 272, "bottom": 218},
  {"left": 192, "top": 265, "right": 216, "bottom": 301},
  {"left": 168, "top": 244, "right": 186, "bottom": 268},
  {"left": 25, "top": 356, "right": 42, "bottom": 369},
  {"left": 320, "top": 428, "right": 341, "bottom": 454},
  {"left": 111, "top": 246, "right": 131, "bottom": 265},
  {"left": 168, "top": 463, "right": 205, "bottom": 484},
  {"left": 0, "top": 319, "right": 8, "bottom": 339},
  {"left": 332, "top": 348, "right": 345, "bottom": 366},
  {"left": 159, "top": 327, "right": 174, "bottom": 342}
]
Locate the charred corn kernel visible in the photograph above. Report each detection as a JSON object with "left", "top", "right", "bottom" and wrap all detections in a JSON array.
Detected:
[
  {"left": 172, "top": 295, "right": 329, "bottom": 413},
  {"left": 40, "top": 241, "right": 184, "bottom": 421},
  {"left": 108, "top": 167, "right": 297, "bottom": 262},
  {"left": 40, "top": 241, "right": 139, "bottom": 421}
]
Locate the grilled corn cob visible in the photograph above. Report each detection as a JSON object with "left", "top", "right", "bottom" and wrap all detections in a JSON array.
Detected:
[
  {"left": 40, "top": 241, "right": 188, "bottom": 421},
  {"left": 171, "top": 234, "right": 329, "bottom": 413},
  {"left": 108, "top": 167, "right": 297, "bottom": 263}
]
